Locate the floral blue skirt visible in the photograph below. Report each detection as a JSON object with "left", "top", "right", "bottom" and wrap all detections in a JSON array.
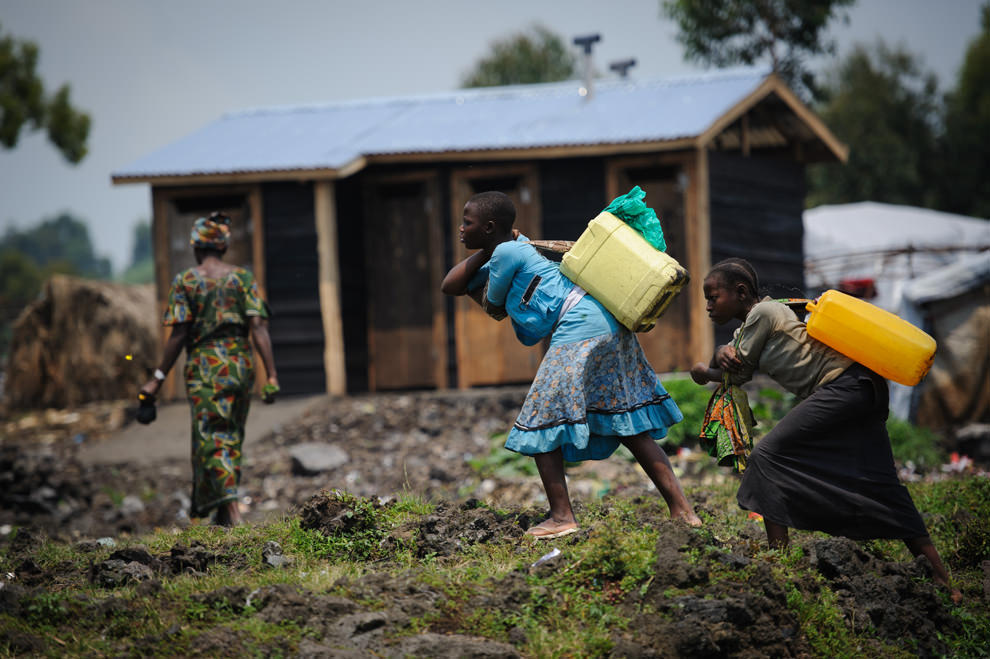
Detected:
[{"left": 505, "top": 329, "right": 683, "bottom": 462}]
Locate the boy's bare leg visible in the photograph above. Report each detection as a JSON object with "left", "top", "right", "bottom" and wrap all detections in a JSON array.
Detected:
[
  {"left": 532, "top": 448, "right": 577, "bottom": 530},
  {"left": 905, "top": 536, "right": 962, "bottom": 602},
  {"left": 764, "top": 520, "right": 789, "bottom": 549},
  {"left": 622, "top": 433, "right": 702, "bottom": 526}
]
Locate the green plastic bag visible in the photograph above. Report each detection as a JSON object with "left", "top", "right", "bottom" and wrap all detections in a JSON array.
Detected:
[{"left": 602, "top": 185, "right": 666, "bottom": 251}]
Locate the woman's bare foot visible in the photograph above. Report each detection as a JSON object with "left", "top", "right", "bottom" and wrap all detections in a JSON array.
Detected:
[
  {"left": 669, "top": 502, "right": 704, "bottom": 528},
  {"left": 224, "top": 501, "right": 243, "bottom": 526},
  {"left": 671, "top": 506, "right": 703, "bottom": 527},
  {"left": 525, "top": 518, "right": 579, "bottom": 539},
  {"left": 214, "top": 500, "right": 242, "bottom": 527}
]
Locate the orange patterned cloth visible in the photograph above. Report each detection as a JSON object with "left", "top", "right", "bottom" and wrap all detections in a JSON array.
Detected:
[{"left": 700, "top": 375, "right": 756, "bottom": 472}]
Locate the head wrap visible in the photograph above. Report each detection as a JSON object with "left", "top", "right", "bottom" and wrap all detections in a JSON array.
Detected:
[{"left": 190, "top": 212, "right": 231, "bottom": 250}]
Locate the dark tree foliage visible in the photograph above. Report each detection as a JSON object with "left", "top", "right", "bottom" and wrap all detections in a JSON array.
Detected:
[
  {"left": 129, "top": 221, "right": 151, "bottom": 265},
  {"left": 0, "top": 249, "right": 79, "bottom": 358},
  {"left": 662, "top": 0, "right": 855, "bottom": 98},
  {"left": 461, "top": 24, "right": 576, "bottom": 88},
  {"left": 937, "top": 3, "right": 990, "bottom": 218},
  {"left": 0, "top": 214, "right": 111, "bottom": 280},
  {"left": 120, "top": 220, "right": 154, "bottom": 284},
  {"left": 0, "top": 249, "right": 42, "bottom": 315},
  {"left": 806, "top": 42, "right": 941, "bottom": 209},
  {"left": 0, "top": 22, "right": 90, "bottom": 163}
]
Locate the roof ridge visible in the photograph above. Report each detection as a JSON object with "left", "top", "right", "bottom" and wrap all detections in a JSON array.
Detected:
[{"left": 224, "top": 65, "right": 772, "bottom": 119}]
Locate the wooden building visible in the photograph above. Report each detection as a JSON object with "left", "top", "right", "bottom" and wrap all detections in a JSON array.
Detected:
[{"left": 112, "top": 68, "right": 847, "bottom": 397}]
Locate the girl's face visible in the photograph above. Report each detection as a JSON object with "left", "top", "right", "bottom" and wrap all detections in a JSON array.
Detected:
[
  {"left": 459, "top": 201, "right": 492, "bottom": 250},
  {"left": 703, "top": 274, "right": 748, "bottom": 324}
]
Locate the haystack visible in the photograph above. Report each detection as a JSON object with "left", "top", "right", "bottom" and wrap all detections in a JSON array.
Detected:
[{"left": 4, "top": 275, "right": 159, "bottom": 409}]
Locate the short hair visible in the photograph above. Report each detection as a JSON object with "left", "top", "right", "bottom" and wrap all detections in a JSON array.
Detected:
[
  {"left": 468, "top": 191, "right": 516, "bottom": 232},
  {"left": 708, "top": 258, "right": 760, "bottom": 297}
]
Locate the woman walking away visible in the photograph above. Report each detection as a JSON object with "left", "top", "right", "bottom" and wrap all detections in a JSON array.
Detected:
[
  {"left": 139, "top": 212, "right": 279, "bottom": 527},
  {"left": 690, "top": 258, "right": 960, "bottom": 601},
  {"left": 442, "top": 191, "right": 701, "bottom": 539}
]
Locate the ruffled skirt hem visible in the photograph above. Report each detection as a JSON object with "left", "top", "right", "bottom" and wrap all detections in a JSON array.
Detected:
[{"left": 505, "top": 329, "right": 683, "bottom": 462}]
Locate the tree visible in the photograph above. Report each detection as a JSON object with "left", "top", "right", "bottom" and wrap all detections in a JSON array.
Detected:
[
  {"left": 129, "top": 220, "right": 151, "bottom": 265},
  {"left": 461, "top": 24, "right": 576, "bottom": 88},
  {"left": 661, "top": 0, "right": 855, "bottom": 98},
  {"left": 0, "top": 22, "right": 90, "bottom": 163},
  {"left": 805, "top": 42, "right": 941, "bottom": 208},
  {"left": 0, "top": 213, "right": 111, "bottom": 279},
  {"left": 937, "top": 3, "right": 990, "bottom": 218},
  {"left": 120, "top": 220, "right": 154, "bottom": 284}
]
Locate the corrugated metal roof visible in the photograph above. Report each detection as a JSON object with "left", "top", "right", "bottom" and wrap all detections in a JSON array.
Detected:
[{"left": 113, "top": 67, "right": 773, "bottom": 180}]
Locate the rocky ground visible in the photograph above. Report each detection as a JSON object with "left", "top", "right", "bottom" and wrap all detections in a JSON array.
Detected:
[{"left": 0, "top": 388, "right": 719, "bottom": 541}]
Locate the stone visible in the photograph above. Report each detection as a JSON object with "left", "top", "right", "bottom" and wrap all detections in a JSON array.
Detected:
[{"left": 289, "top": 443, "right": 349, "bottom": 475}]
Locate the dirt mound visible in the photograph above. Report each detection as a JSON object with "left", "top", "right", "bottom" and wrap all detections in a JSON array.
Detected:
[
  {"left": 4, "top": 275, "right": 157, "bottom": 409},
  {"left": 806, "top": 537, "right": 960, "bottom": 656},
  {"left": 405, "top": 499, "right": 530, "bottom": 557},
  {"left": 0, "top": 389, "right": 979, "bottom": 656},
  {"left": 1, "top": 497, "right": 973, "bottom": 657}
]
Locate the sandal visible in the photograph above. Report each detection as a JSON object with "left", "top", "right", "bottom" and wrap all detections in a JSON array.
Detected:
[{"left": 525, "top": 521, "right": 579, "bottom": 539}]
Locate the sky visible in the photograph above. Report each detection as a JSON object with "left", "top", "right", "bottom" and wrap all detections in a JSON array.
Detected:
[{"left": 0, "top": 0, "right": 985, "bottom": 273}]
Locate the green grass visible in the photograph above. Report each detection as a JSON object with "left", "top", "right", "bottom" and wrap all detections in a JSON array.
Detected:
[
  {"left": 887, "top": 417, "right": 946, "bottom": 469},
  {"left": 2, "top": 477, "right": 987, "bottom": 657}
]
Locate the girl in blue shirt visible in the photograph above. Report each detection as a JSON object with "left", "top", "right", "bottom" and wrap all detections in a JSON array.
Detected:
[{"left": 442, "top": 191, "right": 700, "bottom": 538}]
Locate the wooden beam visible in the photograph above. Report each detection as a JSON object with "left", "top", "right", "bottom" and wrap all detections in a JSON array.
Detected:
[
  {"left": 112, "top": 168, "right": 347, "bottom": 187},
  {"left": 686, "top": 147, "right": 713, "bottom": 365},
  {"left": 150, "top": 189, "right": 179, "bottom": 400},
  {"left": 696, "top": 73, "right": 848, "bottom": 163},
  {"left": 248, "top": 186, "right": 266, "bottom": 299},
  {"left": 246, "top": 185, "right": 267, "bottom": 398},
  {"left": 767, "top": 76, "right": 849, "bottom": 163},
  {"left": 111, "top": 140, "right": 702, "bottom": 187},
  {"left": 314, "top": 180, "right": 347, "bottom": 395}
]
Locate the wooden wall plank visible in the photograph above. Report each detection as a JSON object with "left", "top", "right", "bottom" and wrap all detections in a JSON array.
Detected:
[{"left": 314, "top": 180, "right": 346, "bottom": 394}]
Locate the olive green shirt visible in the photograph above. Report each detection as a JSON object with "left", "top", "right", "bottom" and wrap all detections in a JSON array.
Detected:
[{"left": 730, "top": 298, "right": 853, "bottom": 399}]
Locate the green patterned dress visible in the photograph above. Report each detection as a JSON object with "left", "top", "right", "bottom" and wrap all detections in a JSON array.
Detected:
[{"left": 163, "top": 267, "right": 269, "bottom": 518}]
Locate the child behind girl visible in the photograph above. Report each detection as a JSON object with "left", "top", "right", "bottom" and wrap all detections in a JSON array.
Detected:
[
  {"left": 691, "top": 258, "right": 960, "bottom": 601},
  {"left": 441, "top": 191, "right": 701, "bottom": 539}
]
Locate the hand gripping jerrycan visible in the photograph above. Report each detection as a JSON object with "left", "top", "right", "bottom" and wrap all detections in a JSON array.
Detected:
[
  {"left": 560, "top": 212, "right": 689, "bottom": 332},
  {"left": 805, "top": 290, "right": 936, "bottom": 386}
]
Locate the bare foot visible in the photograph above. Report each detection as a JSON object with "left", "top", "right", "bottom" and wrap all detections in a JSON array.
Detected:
[
  {"left": 671, "top": 508, "right": 703, "bottom": 527},
  {"left": 224, "top": 501, "right": 243, "bottom": 527},
  {"left": 934, "top": 576, "right": 963, "bottom": 604},
  {"left": 214, "top": 501, "right": 242, "bottom": 527}
]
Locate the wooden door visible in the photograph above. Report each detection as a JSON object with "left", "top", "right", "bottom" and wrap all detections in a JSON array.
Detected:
[
  {"left": 450, "top": 166, "right": 543, "bottom": 388},
  {"left": 365, "top": 174, "right": 445, "bottom": 390},
  {"left": 614, "top": 165, "right": 692, "bottom": 373},
  {"left": 155, "top": 189, "right": 257, "bottom": 399}
]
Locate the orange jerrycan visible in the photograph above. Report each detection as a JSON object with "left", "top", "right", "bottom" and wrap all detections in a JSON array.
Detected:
[
  {"left": 805, "top": 290, "right": 936, "bottom": 386},
  {"left": 560, "top": 212, "right": 689, "bottom": 332}
]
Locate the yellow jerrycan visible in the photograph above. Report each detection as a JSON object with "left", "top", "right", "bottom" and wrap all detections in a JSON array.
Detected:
[
  {"left": 560, "top": 212, "right": 689, "bottom": 332},
  {"left": 805, "top": 290, "right": 936, "bottom": 386}
]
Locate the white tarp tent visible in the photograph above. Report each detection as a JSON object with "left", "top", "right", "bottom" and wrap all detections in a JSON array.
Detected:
[
  {"left": 803, "top": 202, "right": 990, "bottom": 422},
  {"left": 804, "top": 202, "right": 990, "bottom": 312}
]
